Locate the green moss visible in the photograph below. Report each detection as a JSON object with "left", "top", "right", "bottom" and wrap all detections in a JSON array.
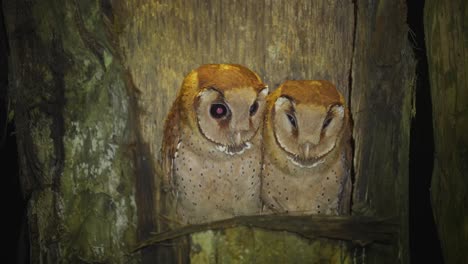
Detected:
[
  {"left": 29, "top": 113, "right": 55, "bottom": 185},
  {"left": 103, "top": 49, "right": 114, "bottom": 69},
  {"left": 32, "top": 1, "right": 57, "bottom": 45},
  {"left": 30, "top": 189, "right": 62, "bottom": 246},
  {"left": 36, "top": 1, "right": 138, "bottom": 261},
  {"left": 191, "top": 231, "right": 218, "bottom": 263},
  {"left": 216, "top": 227, "right": 256, "bottom": 263},
  {"left": 190, "top": 227, "right": 352, "bottom": 264},
  {"left": 60, "top": 58, "right": 136, "bottom": 262}
]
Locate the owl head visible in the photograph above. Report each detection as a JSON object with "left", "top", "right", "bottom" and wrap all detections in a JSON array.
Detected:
[
  {"left": 178, "top": 64, "right": 268, "bottom": 154},
  {"left": 265, "top": 80, "right": 349, "bottom": 167}
]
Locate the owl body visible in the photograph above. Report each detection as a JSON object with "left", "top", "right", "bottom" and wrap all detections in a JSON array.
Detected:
[
  {"left": 261, "top": 80, "right": 352, "bottom": 215},
  {"left": 173, "top": 126, "right": 262, "bottom": 224},
  {"left": 162, "top": 64, "right": 268, "bottom": 224}
]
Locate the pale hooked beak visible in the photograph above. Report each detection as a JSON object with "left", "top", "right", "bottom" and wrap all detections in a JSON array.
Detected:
[
  {"left": 302, "top": 143, "right": 310, "bottom": 159},
  {"left": 234, "top": 132, "right": 242, "bottom": 146}
]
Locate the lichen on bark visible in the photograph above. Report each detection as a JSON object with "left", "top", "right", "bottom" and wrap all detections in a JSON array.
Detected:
[{"left": 5, "top": 0, "right": 138, "bottom": 262}]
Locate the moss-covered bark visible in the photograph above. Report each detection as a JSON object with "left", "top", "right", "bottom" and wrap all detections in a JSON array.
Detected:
[
  {"left": 424, "top": 1, "right": 468, "bottom": 263},
  {"left": 5, "top": 0, "right": 414, "bottom": 263},
  {"left": 5, "top": 0, "right": 138, "bottom": 262},
  {"left": 191, "top": 228, "right": 351, "bottom": 264}
]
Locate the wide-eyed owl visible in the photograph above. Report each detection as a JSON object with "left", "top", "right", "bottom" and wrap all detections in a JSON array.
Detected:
[
  {"left": 261, "top": 80, "right": 352, "bottom": 215},
  {"left": 161, "top": 64, "right": 268, "bottom": 224}
]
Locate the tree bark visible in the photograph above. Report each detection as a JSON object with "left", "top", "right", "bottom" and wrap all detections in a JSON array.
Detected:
[
  {"left": 4, "top": 0, "right": 415, "bottom": 263},
  {"left": 351, "top": 1, "right": 415, "bottom": 262},
  {"left": 425, "top": 1, "right": 468, "bottom": 263},
  {"left": 4, "top": 1, "right": 139, "bottom": 262}
]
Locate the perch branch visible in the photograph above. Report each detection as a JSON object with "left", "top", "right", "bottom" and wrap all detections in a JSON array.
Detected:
[{"left": 133, "top": 214, "right": 398, "bottom": 252}]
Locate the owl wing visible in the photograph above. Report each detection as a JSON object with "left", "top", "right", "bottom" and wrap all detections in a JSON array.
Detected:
[
  {"left": 261, "top": 188, "right": 288, "bottom": 214},
  {"left": 337, "top": 122, "right": 353, "bottom": 215},
  {"left": 161, "top": 100, "right": 181, "bottom": 192}
]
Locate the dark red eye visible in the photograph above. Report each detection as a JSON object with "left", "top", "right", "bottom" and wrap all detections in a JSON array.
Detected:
[
  {"left": 286, "top": 113, "right": 297, "bottom": 129},
  {"left": 210, "top": 103, "right": 228, "bottom": 119},
  {"left": 249, "top": 101, "right": 259, "bottom": 116},
  {"left": 323, "top": 116, "right": 332, "bottom": 129}
]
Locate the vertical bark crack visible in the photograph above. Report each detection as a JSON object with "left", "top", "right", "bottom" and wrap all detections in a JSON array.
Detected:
[
  {"left": 48, "top": 34, "right": 66, "bottom": 194},
  {"left": 348, "top": 0, "right": 358, "bottom": 211}
]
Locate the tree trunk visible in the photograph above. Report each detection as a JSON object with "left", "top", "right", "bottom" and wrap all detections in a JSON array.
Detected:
[
  {"left": 4, "top": 0, "right": 414, "bottom": 263},
  {"left": 425, "top": 1, "right": 468, "bottom": 263}
]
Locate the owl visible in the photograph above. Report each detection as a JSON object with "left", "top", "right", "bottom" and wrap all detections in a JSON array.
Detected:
[
  {"left": 161, "top": 64, "right": 268, "bottom": 224},
  {"left": 261, "top": 80, "right": 352, "bottom": 215}
]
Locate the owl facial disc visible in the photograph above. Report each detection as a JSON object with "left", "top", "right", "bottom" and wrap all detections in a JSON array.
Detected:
[
  {"left": 196, "top": 86, "right": 268, "bottom": 155},
  {"left": 272, "top": 94, "right": 344, "bottom": 168}
]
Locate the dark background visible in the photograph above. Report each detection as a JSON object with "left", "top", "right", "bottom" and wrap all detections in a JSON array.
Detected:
[
  {"left": 0, "top": 1, "right": 30, "bottom": 263},
  {"left": 0, "top": 0, "right": 444, "bottom": 263},
  {"left": 407, "top": 0, "right": 444, "bottom": 263}
]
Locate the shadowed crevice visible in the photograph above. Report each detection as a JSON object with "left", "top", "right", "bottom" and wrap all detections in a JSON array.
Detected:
[
  {"left": 406, "top": 0, "right": 444, "bottom": 262},
  {"left": 0, "top": 1, "right": 29, "bottom": 262},
  {"left": 348, "top": 0, "right": 358, "bottom": 213}
]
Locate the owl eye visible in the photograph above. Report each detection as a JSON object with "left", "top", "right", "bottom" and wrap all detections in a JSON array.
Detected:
[
  {"left": 249, "top": 101, "right": 259, "bottom": 116},
  {"left": 210, "top": 103, "right": 228, "bottom": 119},
  {"left": 323, "top": 116, "right": 332, "bottom": 129},
  {"left": 286, "top": 113, "right": 297, "bottom": 129}
]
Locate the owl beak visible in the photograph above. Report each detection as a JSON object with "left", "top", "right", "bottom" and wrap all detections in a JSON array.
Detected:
[
  {"left": 234, "top": 132, "right": 242, "bottom": 146},
  {"left": 302, "top": 143, "right": 310, "bottom": 159}
]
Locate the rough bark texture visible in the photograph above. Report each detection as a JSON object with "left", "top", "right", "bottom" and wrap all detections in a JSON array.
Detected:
[
  {"left": 4, "top": 0, "right": 414, "bottom": 263},
  {"left": 424, "top": 1, "right": 468, "bottom": 263},
  {"left": 351, "top": 1, "right": 415, "bottom": 263},
  {"left": 4, "top": 1, "right": 139, "bottom": 262}
]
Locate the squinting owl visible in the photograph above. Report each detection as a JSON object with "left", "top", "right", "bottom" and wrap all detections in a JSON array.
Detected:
[
  {"left": 162, "top": 64, "right": 268, "bottom": 224},
  {"left": 261, "top": 80, "right": 352, "bottom": 215}
]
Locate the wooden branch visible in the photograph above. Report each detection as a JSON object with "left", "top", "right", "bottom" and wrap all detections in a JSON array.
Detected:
[{"left": 133, "top": 214, "right": 399, "bottom": 252}]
